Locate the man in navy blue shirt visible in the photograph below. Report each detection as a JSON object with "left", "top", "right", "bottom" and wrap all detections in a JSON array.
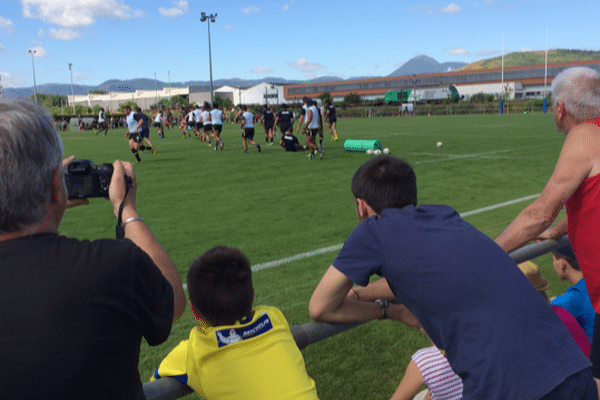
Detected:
[{"left": 309, "top": 155, "right": 597, "bottom": 400}]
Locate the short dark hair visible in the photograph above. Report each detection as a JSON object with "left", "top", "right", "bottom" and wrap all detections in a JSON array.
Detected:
[
  {"left": 187, "top": 246, "right": 254, "bottom": 326},
  {"left": 351, "top": 155, "right": 417, "bottom": 214},
  {"left": 552, "top": 251, "right": 581, "bottom": 271}
]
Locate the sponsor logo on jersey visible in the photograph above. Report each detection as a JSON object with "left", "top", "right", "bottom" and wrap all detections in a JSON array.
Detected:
[{"left": 215, "top": 314, "right": 273, "bottom": 348}]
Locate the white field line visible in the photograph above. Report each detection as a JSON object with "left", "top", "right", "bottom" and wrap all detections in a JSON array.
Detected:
[
  {"left": 412, "top": 149, "right": 512, "bottom": 164},
  {"left": 251, "top": 192, "right": 540, "bottom": 270},
  {"left": 181, "top": 193, "right": 540, "bottom": 290}
]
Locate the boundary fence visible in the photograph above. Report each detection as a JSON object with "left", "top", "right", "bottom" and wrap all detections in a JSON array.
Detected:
[{"left": 142, "top": 235, "right": 571, "bottom": 400}]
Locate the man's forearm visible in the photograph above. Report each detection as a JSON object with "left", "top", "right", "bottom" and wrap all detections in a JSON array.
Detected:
[
  {"left": 495, "top": 207, "right": 554, "bottom": 253},
  {"left": 122, "top": 207, "right": 186, "bottom": 321},
  {"left": 311, "top": 297, "right": 388, "bottom": 323}
]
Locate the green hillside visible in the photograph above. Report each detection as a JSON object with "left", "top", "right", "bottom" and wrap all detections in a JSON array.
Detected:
[{"left": 459, "top": 49, "right": 600, "bottom": 71}]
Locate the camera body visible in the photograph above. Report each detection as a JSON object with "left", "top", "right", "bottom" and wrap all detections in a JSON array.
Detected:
[{"left": 64, "top": 159, "right": 113, "bottom": 199}]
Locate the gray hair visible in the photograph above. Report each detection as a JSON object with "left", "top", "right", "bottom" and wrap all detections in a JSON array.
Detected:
[
  {"left": 0, "top": 100, "right": 64, "bottom": 233},
  {"left": 551, "top": 67, "right": 600, "bottom": 121}
]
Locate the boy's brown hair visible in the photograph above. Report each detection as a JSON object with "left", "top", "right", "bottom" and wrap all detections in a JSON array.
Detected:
[{"left": 187, "top": 246, "right": 253, "bottom": 326}]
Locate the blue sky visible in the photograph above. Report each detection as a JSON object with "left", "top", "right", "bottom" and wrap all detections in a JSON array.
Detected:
[{"left": 0, "top": 0, "right": 595, "bottom": 89}]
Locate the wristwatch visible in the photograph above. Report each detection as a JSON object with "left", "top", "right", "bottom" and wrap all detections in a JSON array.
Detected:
[{"left": 374, "top": 299, "right": 389, "bottom": 320}]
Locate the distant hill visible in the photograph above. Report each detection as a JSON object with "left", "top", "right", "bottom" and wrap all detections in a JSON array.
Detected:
[
  {"left": 459, "top": 49, "right": 600, "bottom": 71},
  {"left": 0, "top": 77, "right": 295, "bottom": 99},
  {"left": 4, "top": 50, "right": 599, "bottom": 99},
  {"left": 388, "top": 55, "right": 467, "bottom": 77}
]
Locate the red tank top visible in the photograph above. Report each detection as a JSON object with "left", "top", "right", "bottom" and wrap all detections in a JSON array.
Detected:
[{"left": 566, "top": 116, "right": 600, "bottom": 312}]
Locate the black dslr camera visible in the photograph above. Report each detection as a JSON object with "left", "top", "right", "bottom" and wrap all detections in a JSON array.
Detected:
[{"left": 64, "top": 159, "right": 113, "bottom": 199}]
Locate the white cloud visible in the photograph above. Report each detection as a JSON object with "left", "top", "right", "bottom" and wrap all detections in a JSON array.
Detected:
[
  {"left": 476, "top": 48, "right": 501, "bottom": 56},
  {"left": 288, "top": 58, "right": 325, "bottom": 73},
  {"left": 374, "top": 65, "right": 380, "bottom": 69},
  {"left": 158, "top": 7, "right": 183, "bottom": 18},
  {"left": 159, "top": 0, "right": 188, "bottom": 18},
  {"left": 485, "top": 0, "right": 494, "bottom": 5},
  {"left": 251, "top": 67, "right": 273, "bottom": 73},
  {"left": 225, "top": 25, "right": 236, "bottom": 30},
  {"left": 73, "top": 72, "right": 87, "bottom": 81},
  {"left": 22, "top": 0, "right": 145, "bottom": 28},
  {"left": 410, "top": 4, "right": 460, "bottom": 15},
  {"left": 50, "top": 28, "right": 81, "bottom": 40},
  {"left": 506, "top": 3, "right": 516, "bottom": 10},
  {"left": 440, "top": 3, "right": 461, "bottom": 13},
  {"left": 0, "top": 71, "right": 25, "bottom": 88},
  {"left": 241, "top": 6, "right": 260, "bottom": 14},
  {"left": 282, "top": 0, "right": 294, "bottom": 11},
  {"left": 37, "top": 28, "right": 44, "bottom": 37},
  {"left": 0, "top": 16, "right": 13, "bottom": 30},
  {"left": 0, "top": 43, "right": 3, "bottom": 52},
  {"left": 27, "top": 46, "right": 49, "bottom": 58},
  {"left": 409, "top": 6, "right": 435, "bottom": 15},
  {"left": 518, "top": 47, "right": 536, "bottom": 52},
  {"left": 450, "top": 47, "right": 469, "bottom": 55}
]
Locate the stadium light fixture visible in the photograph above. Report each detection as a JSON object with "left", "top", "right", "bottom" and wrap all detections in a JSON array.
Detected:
[
  {"left": 28, "top": 49, "right": 38, "bottom": 104},
  {"left": 68, "top": 63, "right": 75, "bottom": 109},
  {"left": 412, "top": 74, "right": 419, "bottom": 105},
  {"left": 200, "top": 12, "right": 217, "bottom": 105}
]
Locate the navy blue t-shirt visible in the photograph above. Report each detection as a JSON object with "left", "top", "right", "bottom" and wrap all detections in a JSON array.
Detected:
[{"left": 333, "top": 204, "right": 590, "bottom": 400}]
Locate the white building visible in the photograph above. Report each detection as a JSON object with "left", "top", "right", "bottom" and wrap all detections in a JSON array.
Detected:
[
  {"left": 69, "top": 82, "right": 285, "bottom": 111},
  {"left": 455, "top": 82, "right": 523, "bottom": 100},
  {"left": 216, "top": 82, "right": 284, "bottom": 105}
]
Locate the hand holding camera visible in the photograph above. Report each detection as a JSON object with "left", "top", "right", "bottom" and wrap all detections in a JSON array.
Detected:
[{"left": 64, "top": 158, "right": 136, "bottom": 214}]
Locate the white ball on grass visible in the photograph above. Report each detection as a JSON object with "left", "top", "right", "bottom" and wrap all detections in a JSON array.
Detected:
[
  {"left": 383, "top": 148, "right": 390, "bottom": 154},
  {"left": 374, "top": 149, "right": 382, "bottom": 155},
  {"left": 366, "top": 149, "right": 373, "bottom": 154},
  {"left": 436, "top": 142, "right": 443, "bottom": 147}
]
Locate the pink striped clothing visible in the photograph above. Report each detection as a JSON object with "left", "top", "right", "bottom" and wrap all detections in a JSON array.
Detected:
[{"left": 412, "top": 346, "right": 463, "bottom": 400}]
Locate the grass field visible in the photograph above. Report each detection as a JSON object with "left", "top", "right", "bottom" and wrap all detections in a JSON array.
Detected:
[{"left": 58, "top": 113, "right": 568, "bottom": 399}]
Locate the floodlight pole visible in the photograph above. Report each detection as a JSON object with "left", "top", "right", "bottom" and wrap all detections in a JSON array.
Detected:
[
  {"left": 154, "top": 72, "right": 159, "bottom": 109},
  {"left": 412, "top": 74, "right": 419, "bottom": 108},
  {"left": 68, "top": 63, "right": 75, "bottom": 109},
  {"left": 201, "top": 12, "right": 217, "bottom": 105},
  {"left": 28, "top": 49, "right": 38, "bottom": 104}
]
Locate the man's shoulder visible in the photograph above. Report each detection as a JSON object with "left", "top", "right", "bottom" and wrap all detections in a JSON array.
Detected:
[
  {"left": 569, "top": 120, "right": 600, "bottom": 143},
  {"left": 381, "top": 204, "right": 457, "bottom": 218}
]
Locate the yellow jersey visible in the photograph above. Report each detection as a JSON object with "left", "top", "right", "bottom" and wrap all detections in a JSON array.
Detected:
[{"left": 152, "top": 305, "right": 318, "bottom": 400}]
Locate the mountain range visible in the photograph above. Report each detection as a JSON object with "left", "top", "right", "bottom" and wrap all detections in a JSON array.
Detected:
[
  {"left": 3, "top": 50, "right": 598, "bottom": 99},
  {"left": 0, "top": 55, "right": 469, "bottom": 100}
]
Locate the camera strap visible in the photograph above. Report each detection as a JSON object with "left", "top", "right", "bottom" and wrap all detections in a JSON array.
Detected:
[{"left": 115, "top": 179, "right": 132, "bottom": 239}]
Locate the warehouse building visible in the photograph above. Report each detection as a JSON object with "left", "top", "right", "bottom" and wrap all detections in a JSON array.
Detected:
[{"left": 283, "top": 59, "right": 600, "bottom": 103}]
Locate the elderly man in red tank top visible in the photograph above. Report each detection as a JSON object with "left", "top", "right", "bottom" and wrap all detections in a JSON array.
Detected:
[{"left": 496, "top": 66, "right": 600, "bottom": 394}]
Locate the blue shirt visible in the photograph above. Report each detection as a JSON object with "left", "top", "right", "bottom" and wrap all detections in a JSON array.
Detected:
[
  {"left": 211, "top": 109, "right": 223, "bottom": 125},
  {"left": 333, "top": 204, "right": 591, "bottom": 400},
  {"left": 552, "top": 278, "right": 595, "bottom": 343},
  {"left": 242, "top": 112, "right": 254, "bottom": 129}
]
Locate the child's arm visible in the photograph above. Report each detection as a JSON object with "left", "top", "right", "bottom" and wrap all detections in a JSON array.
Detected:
[{"left": 390, "top": 359, "right": 426, "bottom": 400}]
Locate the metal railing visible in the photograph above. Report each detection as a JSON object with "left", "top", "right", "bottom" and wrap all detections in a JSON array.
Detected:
[{"left": 142, "top": 235, "right": 570, "bottom": 400}]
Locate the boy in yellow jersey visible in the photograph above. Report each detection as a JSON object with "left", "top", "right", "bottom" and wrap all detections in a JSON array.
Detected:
[{"left": 151, "top": 246, "right": 319, "bottom": 400}]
